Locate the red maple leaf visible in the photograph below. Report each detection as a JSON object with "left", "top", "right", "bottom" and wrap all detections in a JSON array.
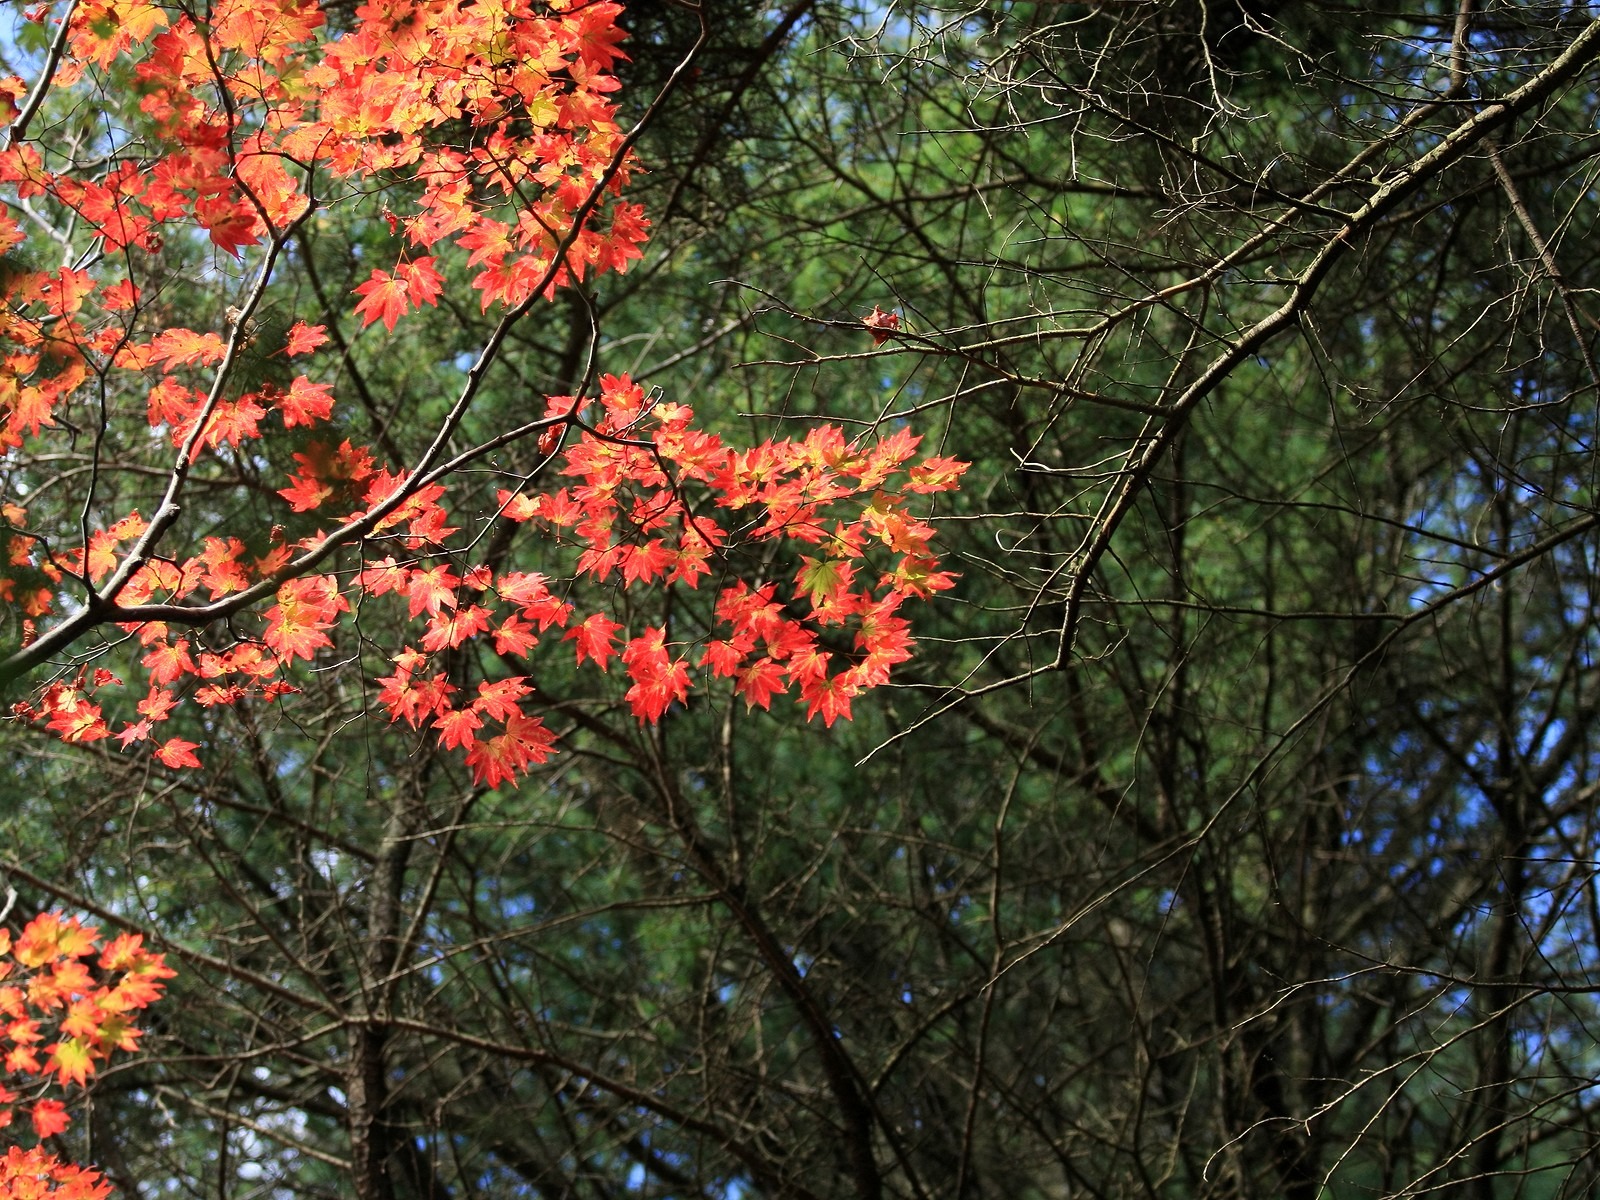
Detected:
[
  {"left": 433, "top": 706, "right": 482, "bottom": 751},
  {"left": 194, "top": 194, "right": 260, "bottom": 257},
  {"left": 406, "top": 564, "right": 460, "bottom": 618},
  {"left": 137, "top": 686, "right": 177, "bottom": 721},
  {"left": 619, "top": 539, "right": 673, "bottom": 586},
  {"left": 493, "top": 614, "right": 539, "bottom": 656},
  {"left": 735, "top": 658, "right": 787, "bottom": 711},
  {"left": 115, "top": 719, "right": 153, "bottom": 747},
  {"left": 797, "top": 672, "right": 857, "bottom": 727},
  {"left": 140, "top": 639, "right": 195, "bottom": 686},
  {"left": 421, "top": 604, "right": 493, "bottom": 652},
  {"left": 565, "top": 613, "right": 621, "bottom": 671},
  {"left": 699, "top": 637, "right": 748, "bottom": 678},
  {"left": 30, "top": 1098, "right": 68, "bottom": 1138},
  {"left": 395, "top": 257, "right": 445, "bottom": 309},
  {"left": 358, "top": 557, "right": 408, "bottom": 597},
  {"left": 277, "top": 376, "right": 335, "bottom": 428},
  {"left": 625, "top": 661, "right": 691, "bottom": 723},
  {"left": 148, "top": 327, "right": 227, "bottom": 369},
  {"left": 263, "top": 575, "right": 347, "bottom": 662},
  {"left": 153, "top": 738, "right": 202, "bottom": 768},
  {"left": 473, "top": 676, "right": 530, "bottom": 721},
  {"left": 264, "top": 613, "right": 328, "bottom": 661},
  {"left": 352, "top": 269, "right": 411, "bottom": 332},
  {"left": 283, "top": 321, "right": 329, "bottom": 357}
]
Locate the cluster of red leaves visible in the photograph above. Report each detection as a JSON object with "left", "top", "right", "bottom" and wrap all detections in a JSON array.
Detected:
[
  {"left": 0, "top": 912, "right": 174, "bottom": 1200},
  {"left": 11, "top": 371, "right": 964, "bottom": 784},
  {"left": 0, "top": 0, "right": 645, "bottom": 453},
  {"left": 374, "top": 376, "right": 966, "bottom": 775},
  {"left": 0, "top": 1145, "right": 111, "bottom": 1199}
]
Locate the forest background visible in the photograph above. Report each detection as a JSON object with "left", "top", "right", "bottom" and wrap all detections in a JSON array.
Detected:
[{"left": 2, "top": 1, "right": 1599, "bottom": 1198}]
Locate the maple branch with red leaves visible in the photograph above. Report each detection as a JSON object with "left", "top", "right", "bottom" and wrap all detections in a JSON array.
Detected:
[{"left": 0, "top": 0, "right": 960, "bottom": 794}]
